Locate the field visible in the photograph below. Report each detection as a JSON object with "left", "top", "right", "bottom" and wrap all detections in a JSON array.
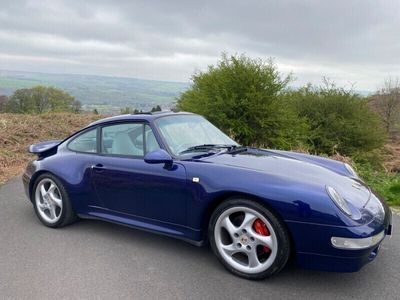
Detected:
[{"left": 0, "top": 113, "right": 398, "bottom": 206}]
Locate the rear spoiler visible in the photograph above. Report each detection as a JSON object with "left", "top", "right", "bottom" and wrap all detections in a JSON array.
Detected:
[{"left": 28, "top": 140, "right": 62, "bottom": 157}]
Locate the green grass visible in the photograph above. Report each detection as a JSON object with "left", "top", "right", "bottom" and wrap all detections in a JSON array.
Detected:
[{"left": 356, "top": 163, "right": 400, "bottom": 206}]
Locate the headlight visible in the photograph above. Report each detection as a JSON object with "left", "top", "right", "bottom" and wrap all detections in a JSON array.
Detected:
[
  {"left": 326, "top": 186, "right": 352, "bottom": 216},
  {"left": 344, "top": 163, "right": 357, "bottom": 177}
]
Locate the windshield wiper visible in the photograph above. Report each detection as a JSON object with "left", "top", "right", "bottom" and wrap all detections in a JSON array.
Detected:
[
  {"left": 178, "top": 144, "right": 237, "bottom": 155},
  {"left": 225, "top": 146, "right": 248, "bottom": 154}
]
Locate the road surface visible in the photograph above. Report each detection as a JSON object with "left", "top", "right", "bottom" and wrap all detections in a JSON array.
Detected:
[{"left": 0, "top": 176, "right": 398, "bottom": 299}]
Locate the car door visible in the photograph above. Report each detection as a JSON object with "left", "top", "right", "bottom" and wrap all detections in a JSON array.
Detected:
[{"left": 91, "top": 122, "right": 189, "bottom": 226}]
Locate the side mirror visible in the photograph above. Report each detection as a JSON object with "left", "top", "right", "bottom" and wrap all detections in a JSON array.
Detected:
[{"left": 144, "top": 149, "right": 173, "bottom": 165}]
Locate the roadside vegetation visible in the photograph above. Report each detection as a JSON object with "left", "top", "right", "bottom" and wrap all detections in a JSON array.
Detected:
[
  {"left": 0, "top": 113, "right": 102, "bottom": 184},
  {"left": 177, "top": 54, "right": 400, "bottom": 206}
]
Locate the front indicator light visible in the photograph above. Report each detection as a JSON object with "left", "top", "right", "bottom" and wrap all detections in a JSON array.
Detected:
[{"left": 331, "top": 231, "right": 385, "bottom": 250}]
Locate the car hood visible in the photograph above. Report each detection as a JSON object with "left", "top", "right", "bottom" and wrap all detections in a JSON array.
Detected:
[{"left": 200, "top": 148, "right": 371, "bottom": 210}]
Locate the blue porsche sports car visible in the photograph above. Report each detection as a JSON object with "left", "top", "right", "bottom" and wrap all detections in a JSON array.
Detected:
[{"left": 23, "top": 111, "right": 392, "bottom": 279}]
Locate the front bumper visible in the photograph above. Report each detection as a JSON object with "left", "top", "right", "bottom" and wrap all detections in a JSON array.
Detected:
[
  {"left": 287, "top": 200, "right": 392, "bottom": 272},
  {"left": 296, "top": 244, "right": 383, "bottom": 272}
]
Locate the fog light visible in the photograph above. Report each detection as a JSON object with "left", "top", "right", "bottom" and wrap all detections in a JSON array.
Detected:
[{"left": 331, "top": 231, "right": 385, "bottom": 250}]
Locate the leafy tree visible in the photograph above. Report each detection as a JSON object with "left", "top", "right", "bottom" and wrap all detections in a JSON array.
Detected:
[
  {"left": 177, "top": 54, "right": 309, "bottom": 148},
  {"left": 5, "top": 89, "right": 34, "bottom": 113},
  {"left": 285, "top": 80, "right": 386, "bottom": 156},
  {"left": 6, "top": 86, "right": 78, "bottom": 114},
  {"left": 0, "top": 95, "right": 8, "bottom": 112}
]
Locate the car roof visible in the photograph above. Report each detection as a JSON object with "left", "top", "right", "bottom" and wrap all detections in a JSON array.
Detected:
[{"left": 87, "top": 111, "right": 195, "bottom": 127}]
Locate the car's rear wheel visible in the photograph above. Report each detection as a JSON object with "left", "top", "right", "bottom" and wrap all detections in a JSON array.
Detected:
[
  {"left": 209, "top": 198, "right": 290, "bottom": 280},
  {"left": 32, "top": 173, "right": 77, "bottom": 228}
]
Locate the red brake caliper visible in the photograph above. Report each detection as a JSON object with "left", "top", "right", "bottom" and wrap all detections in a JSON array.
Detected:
[{"left": 252, "top": 219, "right": 271, "bottom": 254}]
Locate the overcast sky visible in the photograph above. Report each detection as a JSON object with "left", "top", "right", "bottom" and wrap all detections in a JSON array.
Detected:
[{"left": 0, "top": 0, "right": 399, "bottom": 91}]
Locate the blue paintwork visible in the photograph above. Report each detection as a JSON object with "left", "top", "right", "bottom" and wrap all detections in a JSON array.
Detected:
[
  {"left": 144, "top": 149, "right": 173, "bottom": 164},
  {"left": 28, "top": 140, "right": 61, "bottom": 155},
  {"left": 23, "top": 112, "right": 392, "bottom": 272}
]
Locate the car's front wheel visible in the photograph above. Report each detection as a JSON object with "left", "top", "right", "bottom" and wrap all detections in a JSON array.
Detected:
[
  {"left": 209, "top": 198, "right": 290, "bottom": 280},
  {"left": 32, "top": 173, "right": 77, "bottom": 228}
]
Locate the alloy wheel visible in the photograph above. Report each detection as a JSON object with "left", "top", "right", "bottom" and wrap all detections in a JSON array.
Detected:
[
  {"left": 35, "top": 178, "right": 63, "bottom": 224},
  {"left": 214, "top": 206, "right": 278, "bottom": 274}
]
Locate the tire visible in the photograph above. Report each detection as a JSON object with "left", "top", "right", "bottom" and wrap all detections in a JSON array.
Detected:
[
  {"left": 32, "top": 173, "right": 78, "bottom": 228},
  {"left": 208, "top": 198, "right": 290, "bottom": 280}
]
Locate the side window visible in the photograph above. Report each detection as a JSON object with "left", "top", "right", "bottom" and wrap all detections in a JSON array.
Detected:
[
  {"left": 68, "top": 128, "right": 97, "bottom": 153},
  {"left": 101, "top": 123, "right": 144, "bottom": 156},
  {"left": 101, "top": 123, "right": 161, "bottom": 156},
  {"left": 144, "top": 125, "right": 160, "bottom": 154}
]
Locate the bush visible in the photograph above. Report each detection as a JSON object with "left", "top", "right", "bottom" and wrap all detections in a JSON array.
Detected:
[
  {"left": 177, "top": 54, "right": 309, "bottom": 148},
  {"left": 285, "top": 81, "right": 386, "bottom": 156}
]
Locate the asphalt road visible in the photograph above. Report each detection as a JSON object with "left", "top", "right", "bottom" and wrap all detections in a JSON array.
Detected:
[{"left": 0, "top": 177, "right": 399, "bottom": 300}]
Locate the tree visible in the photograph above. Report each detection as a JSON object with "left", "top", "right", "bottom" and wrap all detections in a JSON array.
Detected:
[
  {"left": 177, "top": 53, "right": 309, "bottom": 148},
  {"left": 285, "top": 80, "right": 386, "bottom": 156},
  {"left": 92, "top": 108, "right": 99, "bottom": 115},
  {"left": 6, "top": 86, "right": 78, "bottom": 114},
  {"left": 0, "top": 95, "right": 8, "bottom": 112},
  {"left": 71, "top": 100, "right": 82, "bottom": 113},
  {"left": 369, "top": 77, "right": 400, "bottom": 138},
  {"left": 151, "top": 105, "right": 162, "bottom": 112}
]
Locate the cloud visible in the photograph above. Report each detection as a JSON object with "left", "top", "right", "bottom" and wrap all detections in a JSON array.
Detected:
[{"left": 0, "top": 0, "right": 399, "bottom": 90}]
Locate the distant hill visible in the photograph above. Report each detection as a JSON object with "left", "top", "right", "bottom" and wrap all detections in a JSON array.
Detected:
[{"left": 0, "top": 70, "right": 190, "bottom": 113}]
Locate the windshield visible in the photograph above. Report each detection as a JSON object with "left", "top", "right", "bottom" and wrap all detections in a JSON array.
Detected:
[{"left": 155, "top": 115, "right": 238, "bottom": 156}]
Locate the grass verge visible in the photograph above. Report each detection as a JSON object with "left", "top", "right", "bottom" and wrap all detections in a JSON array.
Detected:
[{"left": 356, "top": 163, "right": 400, "bottom": 206}]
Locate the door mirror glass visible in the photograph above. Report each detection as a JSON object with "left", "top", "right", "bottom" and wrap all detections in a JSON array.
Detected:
[{"left": 144, "top": 149, "right": 173, "bottom": 165}]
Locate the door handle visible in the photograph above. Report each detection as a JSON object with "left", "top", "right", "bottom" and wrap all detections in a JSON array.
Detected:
[{"left": 91, "top": 163, "right": 105, "bottom": 172}]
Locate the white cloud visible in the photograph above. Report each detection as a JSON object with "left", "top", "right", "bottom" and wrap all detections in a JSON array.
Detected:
[{"left": 0, "top": 0, "right": 398, "bottom": 90}]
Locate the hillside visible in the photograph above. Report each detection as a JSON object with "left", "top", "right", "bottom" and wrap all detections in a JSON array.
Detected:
[
  {"left": 0, "top": 113, "right": 102, "bottom": 184},
  {"left": 0, "top": 70, "right": 190, "bottom": 113}
]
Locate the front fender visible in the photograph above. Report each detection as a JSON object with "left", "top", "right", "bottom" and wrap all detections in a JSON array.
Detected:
[{"left": 181, "top": 161, "right": 353, "bottom": 233}]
